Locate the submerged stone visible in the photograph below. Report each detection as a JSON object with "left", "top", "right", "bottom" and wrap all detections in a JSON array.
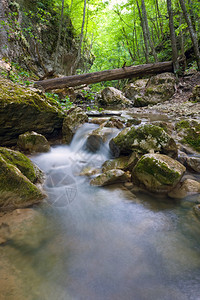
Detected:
[{"left": 132, "top": 154, "right": 186, "bottom": 193}]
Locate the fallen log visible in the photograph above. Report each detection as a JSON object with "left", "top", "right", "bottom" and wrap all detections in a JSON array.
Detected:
[{"left": 34, "top": 61, "right": 173, "bottom": 91}]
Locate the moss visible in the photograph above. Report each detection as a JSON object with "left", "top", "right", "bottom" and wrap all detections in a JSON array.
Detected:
[
  {"left": 135, "top": 156, "right": 180, "bottom": 186},
  {"left": 176, "top": 120, "right": 200, "bottom": 152},
  {"left": 113, "top": 124, "right": 169, "bottom": 154},
  {"left": 134, "top": 97, "right": 148, "bottom": 107},
  {"left": 176, "top": 120, "right": 190, "bottom": 130},
  {"left": 0, "top": 155, "right": 44, "bottom": 209},
  {"left": 0, "top": 147, "right": 42, "bottom": 183},
  {"left": 0, "top": 77, "right": 64, "bottom": 117}
]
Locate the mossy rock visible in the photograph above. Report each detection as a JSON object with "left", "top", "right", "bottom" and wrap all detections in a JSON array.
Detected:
[
  {"left": 175, "top": 119, "right": 200, "bottom": 152},
  {"left": 90, "top": 169, "right": 129, "bottom": 186},
  {"left": 0, "top": 154, "right": 45, "bottom": 210},
  {"left": 62, "top": 107, "right": 88, "bottom": 144},
  {"left": 190, "top": 85, "right": 200, "bottom": 102},
  {"left": 142, "top": 73, "right": 176, "bottom": 105},
  {"left": 0, "top": 147, "right": 43, "bottom": 183},
  {"left": 124, "top": 79, "right": 148, "bottom": 101},
  {"left": 17, "top": 131, "right": 50, "bottom": 153},
  {"left": 109, "top": 124, "right": 177, "bottom": 158},
  {"left": 134, "top": 96, "right": 150, "bottom": 107},
  {"left": 132, "top": 154, "right": 186, "bottom": 193},
  {"left": 0, "top": 77, "right": 64, "bottom": 146}
]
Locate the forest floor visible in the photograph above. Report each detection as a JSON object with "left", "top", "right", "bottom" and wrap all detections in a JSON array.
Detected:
[{"left": 132, "top": 71, "right": 200, "bottom": 120}]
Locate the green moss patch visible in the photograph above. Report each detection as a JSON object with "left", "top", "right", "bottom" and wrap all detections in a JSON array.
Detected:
[
  {"left": 0, "top": 147, "right": 43, "bottom": 183},
  {"left": 0, "top": 155, "right": 45, "bottom": 210},
  {"left": 176, "top": 120, "right": 200, "bottom": 152}
]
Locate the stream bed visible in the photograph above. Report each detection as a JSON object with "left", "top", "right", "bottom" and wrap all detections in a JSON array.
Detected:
[{"left": 0, "top": 123, "right": 200, "bottom": 300}]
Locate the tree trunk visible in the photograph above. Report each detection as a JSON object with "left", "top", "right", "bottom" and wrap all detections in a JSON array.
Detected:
[
  {"left": 179, "top": 13, "right": 185, "bottom": 56},
  {"left": 34, "top": 61, "right": 174, "bottom": 90},
  {"left": 136, "top": 0, "right": 149, "bottom": 63},
  {"left": 72, "top": 0, "right": 87, "bottom": 74},
  {"left": 54, "top": 0, "right": 65, "bottom": 68},
  {"left": 155, "top": 0, "right": 163, "bottom": 37},
  {"left": 179, "top": 0, "right": 200, "bottom": 70},
  {"left": 167, "top": 0, "right": 180, "bottom": 73},
  {"left": 141, "top": 0, "right": 158, "bottom": 62}
]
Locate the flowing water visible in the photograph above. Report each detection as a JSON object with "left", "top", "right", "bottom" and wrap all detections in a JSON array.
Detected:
[{"left": 1, "top": 123, "right": 200, "bottom": 300}]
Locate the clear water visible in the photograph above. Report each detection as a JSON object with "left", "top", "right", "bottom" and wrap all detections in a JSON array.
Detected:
[{"left": 1, "top": 124, "right": 200, "bottom": 300}]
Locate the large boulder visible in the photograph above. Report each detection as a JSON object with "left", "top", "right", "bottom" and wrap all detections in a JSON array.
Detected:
[
  {"left": 62, "top": 107, "right": 88, "bottom": 144},
  {"left": 90, "top": 169, "right": 129, "bottom": 186},
  {"left": 17, "top": 131, "right": 50, "bottom": 153},
  {"left": 0, "top": 77, "right": 64, "bottom": 146},
  {"left": 132, "top": 154, "right": 186, "bottom": 193},
  {"left": 0, "top": 148, "right": 45, "bottom": 210},
  {"left": 132, "top": 73, "right": 176, "bottom": 107},
  {"left": 175, "top": 119, "right": 200, "bottom": 152},
  {"left": 109, "top": 124, "right": 177, "bottom": 158},
  {"left": 0, "top": 147, "right": 43, "bottom": 183},
  {"left": 100, "top": 87, "right": 132, "bottom": 107}
]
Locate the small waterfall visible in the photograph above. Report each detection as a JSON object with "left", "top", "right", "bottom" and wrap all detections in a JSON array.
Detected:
[{"left": 32, "top": 123, "right": 119, "bottom": 208}]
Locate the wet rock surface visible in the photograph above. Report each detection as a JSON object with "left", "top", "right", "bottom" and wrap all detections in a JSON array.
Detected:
[
  {"left": 90, "top": 169, "right": 129, "bottom": 186},
  {"left": 109, "top": 124, "right": 178, "bottom": 158},
  {"left": 17, "top": 131, "right": 50, "bottom": 153},
  {"left": 175, "top": 119, "right": 200, "bottom": 153},
  {"left": 0, "top": 77, "right": 64, "bottom": 146},
  {"left": 0, "top": 150, "right": 46, "bottom": 210},
  {"left": 132, "top": 154, "right": 186, "bottom": 193},
  {"left": 168, "top": 179, "right": 200, "bottom": 199}
]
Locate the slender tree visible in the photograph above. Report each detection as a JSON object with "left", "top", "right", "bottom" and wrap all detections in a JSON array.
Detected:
[
  {"left": 136, "top": 0, "right": 149, "bottom": 63},
  {"left": 167, "top": 0, "right": 179, "bottom": 73},
  {"left": 141, "top": 0, "right": 158, "bottom": 62},
  {"left": 73, "top": 0, "right": 87, "bottom": 73},
  {"left": 179, "top": 0, "right": 200, "bottom": 70},
  {"left": 54, "top": 0, "right": 65, "bottom": 68}
]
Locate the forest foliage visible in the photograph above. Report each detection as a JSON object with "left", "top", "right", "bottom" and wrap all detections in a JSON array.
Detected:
[
  {"left": 1, "top": 0, "right": 200, "bottom": 74},
  {"left": 52, "top": 0, "right": 200, "bottom": 72}
]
